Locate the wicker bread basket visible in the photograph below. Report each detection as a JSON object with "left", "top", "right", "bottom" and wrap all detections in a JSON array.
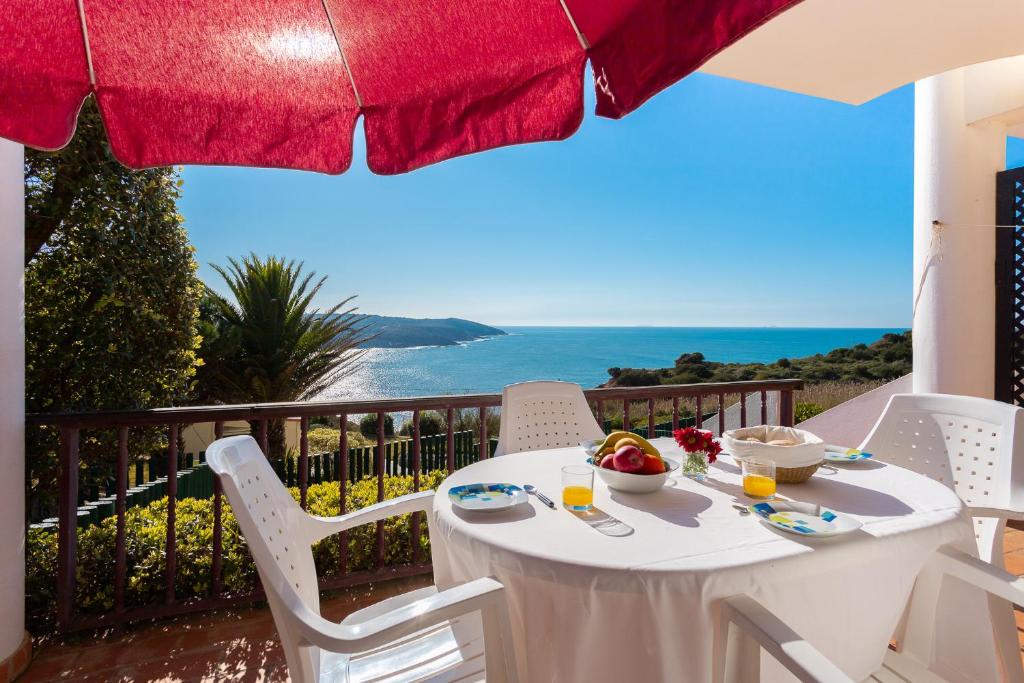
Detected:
[
  {"left": 722, "top": 426, "right": 824, "bottom": 484},
  {"left": 772, "top": 461, "right": 823, "bottom": 484}
]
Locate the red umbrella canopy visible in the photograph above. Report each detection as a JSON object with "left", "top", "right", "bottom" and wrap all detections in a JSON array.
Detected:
[{"left": 3, "top": 0, "right": 797, "bottom": 174}]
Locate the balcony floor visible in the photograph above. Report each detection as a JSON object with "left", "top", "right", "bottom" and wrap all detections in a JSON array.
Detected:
[{"left": 20, "top": 529, "right": 1024, "bottom": 682}]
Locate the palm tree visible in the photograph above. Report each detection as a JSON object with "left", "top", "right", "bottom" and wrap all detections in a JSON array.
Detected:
[{"left": 195, "top": 254, "right": 370, "bottom": 456}]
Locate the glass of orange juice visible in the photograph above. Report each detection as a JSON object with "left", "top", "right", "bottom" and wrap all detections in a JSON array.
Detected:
[
  {"left": 562, "top": 466, "right": 594, "bottom": 511},
  {"left": 742, "top": 458, "right": 777, "bottom": 499}
]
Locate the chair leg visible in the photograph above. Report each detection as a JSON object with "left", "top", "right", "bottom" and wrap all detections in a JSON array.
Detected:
[
  {"left": 713, "top": 613, "right": 761, "bottom": 683},
  {"left": 984, "top": 520, "right": 1024, "bottom": 683}
]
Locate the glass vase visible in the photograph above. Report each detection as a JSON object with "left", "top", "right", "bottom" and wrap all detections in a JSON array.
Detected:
[{"left": 682, "top": 451, "right": 709, "bottom": 481}]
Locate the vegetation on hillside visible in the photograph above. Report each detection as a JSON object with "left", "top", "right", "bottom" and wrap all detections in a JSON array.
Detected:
[
  {"left": 606, "top": 331, "right": 911, "bottom": 422},
  {"left": 606, "top": 331, "right": 911, "bottom": 387}
]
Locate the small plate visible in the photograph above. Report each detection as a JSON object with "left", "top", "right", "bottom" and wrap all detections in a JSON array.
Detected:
[
  {"left": 580, "top": 439, "right": 603, "bottom": 458},
  {"left": 749, "top": 501, "right": 863, "bottom": 537},
  {"left": 824, "top": 447, "right": 873, "bottom": 463},
  {"left": 448, "top": 483, "right": 528, "bottom": 512}
]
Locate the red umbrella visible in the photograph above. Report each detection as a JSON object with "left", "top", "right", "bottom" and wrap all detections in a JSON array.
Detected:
[{"left": 2, "top": 0, "right": 797, "bottom": 174}]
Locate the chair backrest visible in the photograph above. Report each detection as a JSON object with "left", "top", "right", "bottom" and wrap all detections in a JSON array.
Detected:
[
  {"left": 206, "top": 435, "right": 323, "bottom": 681},
  {"left": 494, "top": 381, "right": 605, "bottom": 456},
  {"left": 860, "top": 393, "right": 1024, "bottom": 561}
]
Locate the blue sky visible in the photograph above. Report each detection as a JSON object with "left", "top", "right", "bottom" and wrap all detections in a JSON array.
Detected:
[{"left": 180, "top": 74, "right": 1024, "bottom": 328}]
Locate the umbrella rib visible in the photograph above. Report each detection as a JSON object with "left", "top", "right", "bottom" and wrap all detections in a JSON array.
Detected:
[
  {"left": 557, "top": 0, "right": 590, "bottom": 50},
  {"left": 76, "top": 0, "right": 97, "bottom": 87},
  {"left": 320, "top": 0, "right": 363, "bottom": 109}
]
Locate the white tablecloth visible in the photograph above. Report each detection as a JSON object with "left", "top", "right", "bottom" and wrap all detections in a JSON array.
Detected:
[{"left": 430, "top": 438, "right": 999, "bottom": 682}]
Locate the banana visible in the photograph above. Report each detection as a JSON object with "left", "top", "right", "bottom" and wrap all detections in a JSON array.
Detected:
[{"left": 596, "top": 431, "right": 662, "bottom": 459}]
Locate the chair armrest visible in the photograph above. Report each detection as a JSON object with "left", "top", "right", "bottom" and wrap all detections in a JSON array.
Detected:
[
  {"left": 305, "top": 490, "right": 435, "bottom": 543},
  {"left": 721, "top": 595, "right": 855, "bottom": 683},
  {"left": 965, "top": 506, "right": 1024, "bottom": 522},
  {"left": 291, "top": 576, "right": 506, "bottom": 653},
  {"left": 931, "top": 546, "right": 1024, "bottom": 606}
]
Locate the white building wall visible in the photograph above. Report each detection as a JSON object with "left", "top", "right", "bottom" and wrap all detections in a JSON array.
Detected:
[{"left": 912, "top": 69, "right": 1007, "bottom": 398}]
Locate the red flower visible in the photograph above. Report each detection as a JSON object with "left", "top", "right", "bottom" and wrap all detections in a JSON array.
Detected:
[
  {"left": 705, "top": 440, "right": 722, "bottom": 464},
  {"left": 674, "top": 427, "right": 710, "bottom": 453},
  {"left": 673, "top": 427, "right": 722, "bottom": 463}
]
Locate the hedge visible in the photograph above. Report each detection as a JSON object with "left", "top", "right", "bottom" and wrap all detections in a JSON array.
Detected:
[{"left": 27, "top": 470, "right": 448, "bottom": 631}]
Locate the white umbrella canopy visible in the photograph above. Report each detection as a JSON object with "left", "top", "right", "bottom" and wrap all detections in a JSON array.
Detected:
[{"left": 700, "top": 0, "right": 1024, "bottom": 105}]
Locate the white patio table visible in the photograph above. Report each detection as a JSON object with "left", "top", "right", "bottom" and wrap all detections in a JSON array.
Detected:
[{"left": 430, "top": 437, "right": 1001, "bottom": 682}]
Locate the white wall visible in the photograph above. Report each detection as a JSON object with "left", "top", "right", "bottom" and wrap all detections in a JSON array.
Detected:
[
  {"left": 0, "top": 139, "right": 25, "bottom": 655},
  {"left": 912, "top": 69, "right": 1007, "bottom": 397}
]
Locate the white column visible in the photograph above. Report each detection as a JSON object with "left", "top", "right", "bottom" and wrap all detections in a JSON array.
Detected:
[
  {"left": 913, "top": 69, "right": 1007, "bottom": 397},
  {"left": 0, "top": 139, "right": 25, "bottom": 656}
]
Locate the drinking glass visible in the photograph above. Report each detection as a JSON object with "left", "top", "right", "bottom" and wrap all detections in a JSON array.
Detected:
[
  {"left": 562, "top": 465, "right": 594, "bottom": 511},
  {"left": 742, "top": 458, "right": 777, "bottom": 499}
]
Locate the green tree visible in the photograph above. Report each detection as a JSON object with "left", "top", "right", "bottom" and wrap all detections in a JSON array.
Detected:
[
  {"left": 25, "top": 99, "right": 203, "bottom": 519},
  {"left": 195, "top": 254, "right": 369, "bottom": 456}
]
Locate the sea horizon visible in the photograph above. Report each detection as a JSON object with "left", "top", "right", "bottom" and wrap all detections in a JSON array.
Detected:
[{"left": 322, "top": 326, "right": 906, "bottom": 402}]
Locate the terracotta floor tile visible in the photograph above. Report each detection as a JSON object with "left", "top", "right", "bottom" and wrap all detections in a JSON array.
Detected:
[
  {"left": 1006, "top": 529, "right": 1024, "bottom": 554},
  {"left": 1005, "top": 551, "right": 1024, "bottom": 576}
]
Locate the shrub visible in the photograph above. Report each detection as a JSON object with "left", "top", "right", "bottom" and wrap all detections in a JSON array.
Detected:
[
  {"left": 26, "top": 470, "right": 447, "bottom": 632},
  {"left": 359, "top": 413, "right": 394, "bottom": 438},
  {"left": 398, "top": 411, "right": 446, "bottom": 437},
  {"left": 795, "top": 402, "right": 825, "bottom": 423},
  {"left": 307, "top": 426, "right": 370, "bottom": 453}
]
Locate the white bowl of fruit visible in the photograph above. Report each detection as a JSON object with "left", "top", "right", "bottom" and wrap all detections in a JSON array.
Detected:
[{"left": 584, "top": 432, "right": 679, "bottom": 493}]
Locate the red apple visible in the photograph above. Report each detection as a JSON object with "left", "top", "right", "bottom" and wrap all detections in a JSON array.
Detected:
[
  {"left": 612, "top": 445, "right": 645, "bottom": 473},
  {"left": 599, "top": 454, "right": 617, "bottom": 469}
]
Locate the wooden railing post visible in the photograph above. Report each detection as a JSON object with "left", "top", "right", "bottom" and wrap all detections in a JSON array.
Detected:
[
  {"left": 411, "top": 409, "right": 422, "bottom": 565},
  {"left": 375, "top": 412, "right": 386, "bottom": 569},
  {"left": 479, "top": 406, "right": 488, "bottom": 460},
  {"left": 446, "top": 407, "right": 455, "bottom": 473},
  {"left": 779, "top": 390, "right": 795, "bottom": 427},
  {"left": 165, "top": 424, "right": 178, "bottom": 605},
  {"left": 212, "top": 421, "right": 224, "bottom": 597},
  {"left": 338, "top": 414, "right": 348, "bottom": 575},
  {"left": 114, "top": 426, "right": 129, "bottom": 614},
  {"left": 299, "top": 417, "right": 309, "bottom": 509},
  {"left": 56, "top": 425, "right": 80, "bottom": 632}
]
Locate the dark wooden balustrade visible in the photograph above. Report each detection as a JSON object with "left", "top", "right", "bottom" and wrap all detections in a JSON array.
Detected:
[{"left": 27, "top": 379, "right": 802, "bottom": 633}]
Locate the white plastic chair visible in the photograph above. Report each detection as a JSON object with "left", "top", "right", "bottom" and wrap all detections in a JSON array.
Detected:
[
  {"left": 843, "top": 393, "right": 1024, "bottom": 682},
  {"left": 206, "top": 435, "right": 519, "bottom": 683},
  {"left": 493, "top": 381, "right": 606, "bottom": 456},
  {"left": 714, "top": 545, "right": 1024, "bottom": 683},
  {"left": 859, "top": 393, "right": 1024, "bottom": 563}
]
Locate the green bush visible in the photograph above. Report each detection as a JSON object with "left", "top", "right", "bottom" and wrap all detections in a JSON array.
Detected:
[
  {"left": 794, "top": 402, "right": 825, "bottom": 423},
  {"left": 26, "top": 470, "right": 447, "bottom": 632},
  {"left": 359, "top": 413, "right": 394, "bottom": 438},
  {"left": 399, "top": 411, "right": 445, "bottom": 437},
  {"left": 307, "top": 426, "right": 371, "bottom": 453}
]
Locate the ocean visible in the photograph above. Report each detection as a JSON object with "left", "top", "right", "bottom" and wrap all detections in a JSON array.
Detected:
[{"left": 317, "top": 327, "right": 905, "bottom": 401}]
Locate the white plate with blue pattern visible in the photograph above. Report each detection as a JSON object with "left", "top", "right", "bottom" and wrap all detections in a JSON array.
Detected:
[
  {"left": 824, "top": 447, "right": 874, "bottom": 463},
  {"left": 448, "top": 483, "right": 529, "bottom": 512},
  {"left": 749, "top": 501, "right": 863, "bottom": 537}
]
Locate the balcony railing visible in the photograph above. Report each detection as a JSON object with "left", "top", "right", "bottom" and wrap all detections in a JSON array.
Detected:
[{"left": 26, "top": 379, "right": 803, "bottom": 633}]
